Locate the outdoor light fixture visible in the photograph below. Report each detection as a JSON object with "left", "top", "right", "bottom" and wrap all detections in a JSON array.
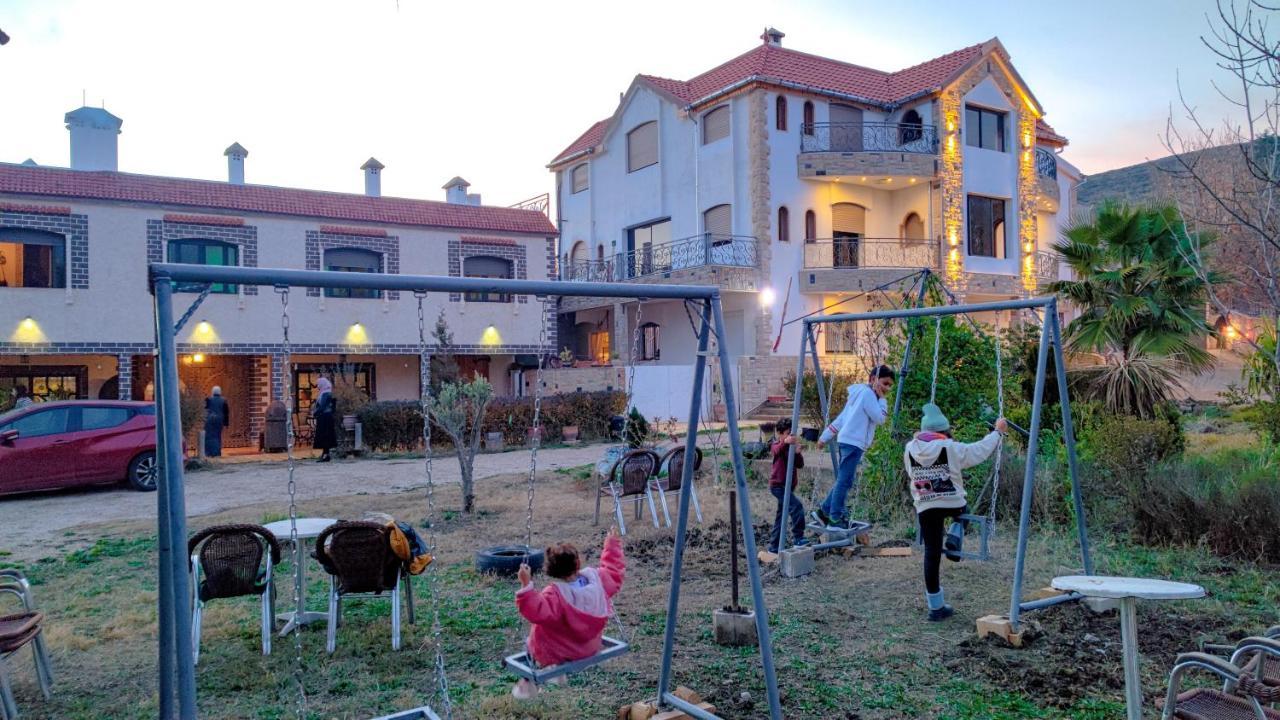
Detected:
[
  {"left": 192, "top": 353, "right": 205, "bottom": 364},
  {"left": 21, "top": 317, "right": 34, "bottom": 329},
  {"left": 480, "top": 324, "right": 502, "bottom": 347},
  {"left": 759, "top": 286, "right": 776, "bottom": 307},
  {"left": 190, "top": 319, "right": 219, "bottom": 344},
  {"left": 12, "top": 317, "right": 46, "bottom": 343},
  {"left": 345, "top": 321, "right": 369, "bottom": 345}
]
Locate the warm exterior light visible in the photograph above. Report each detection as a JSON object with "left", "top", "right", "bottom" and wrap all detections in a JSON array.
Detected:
[
  {"left": 345, "top": 322, "right": 369, "bottom": 345},
  {"left": 759, "top": 286, "right": 776, "bottom": 307},
  {"left": 1226, "top": 325, "right": 1239, "bottom": 339},
  {"left": 192, "top": 353, "right": 205, "bottom": 364},
  {"left": 1017, "top": 110, "right": 1039, "bottom": 293},
  {"left": 190, "top": 320, "right": 220, "bottom": 344},
  {"left": 940, "top": 90, "right": 965, "bottom": 289},
  {"left": 12, "top": 317, "right": 46, "bottom": 343},
  {"left": 480, "top": 325, "right": 502, "bottom": 346}
]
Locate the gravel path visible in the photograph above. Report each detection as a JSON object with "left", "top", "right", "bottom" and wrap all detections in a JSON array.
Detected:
[{"left": 0, "top": 444, "right": 610, "bottom": 562}]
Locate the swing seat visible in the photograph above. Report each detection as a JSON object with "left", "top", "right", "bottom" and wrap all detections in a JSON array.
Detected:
[
  {"left": 368, "top": 707, "right": 442, "bottom": 720},
  {"left": 503, "top": 636, "right": 630, "bottom": 684},
  {"left": 805, "top": 520, "right": 872, "bottom": 537},
  {"left": 952, "top": 513, "right": 994, "bottom": 562}
]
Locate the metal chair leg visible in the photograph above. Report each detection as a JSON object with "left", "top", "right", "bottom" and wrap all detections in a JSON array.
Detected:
[
  {"left": 594, "top": 483, "right": 603, "bottom": 526},
  {"left": 634, "top": 496, "right": 641, "bottom": 520},
  {"left": 326, "top": 577, "right": 338, "bottom": 654},
  {"left": 403, "top": 569, "right": 416, "bottom": 625},
  {"left": 33, "top": 631, "right": 53, "bottom": 690},
  {"left": 612, "top": 487, "right": 627, "bottom": 536},
  {"left": 29, "top": 643, "right": 48, "bottom": 702},
  {"left": 391, "top": 576, "right": 402, "bottom": 651},
  {"left": 645, "top": 486, "right": 661, "bottom": 528},
  {"left": 690, "top": 482, "right": 704, "bottom": 524},
  {"left": 190, "top": 559, "right": 202, "bottom": 666},
  {"left": 655, "top": 481, "right": 673, "bottom": 527},
  {"left": 0, "top": 657, "right": 16, "bottom": 720}
]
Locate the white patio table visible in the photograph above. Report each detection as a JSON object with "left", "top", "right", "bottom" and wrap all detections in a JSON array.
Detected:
[{"left": 265, "top": 517, "right": 337, "bottom": 636}]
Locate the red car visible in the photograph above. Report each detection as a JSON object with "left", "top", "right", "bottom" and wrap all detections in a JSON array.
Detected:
[{"left": 0, "top": 400, "right": 158, "bottom": 495}]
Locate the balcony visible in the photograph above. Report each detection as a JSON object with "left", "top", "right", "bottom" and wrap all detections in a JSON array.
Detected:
[
  {"left": 799, "top": 238, "right": 938, "bottom": 294},
  {"left": 798, "top": 122, "right": 939, "bottom": 181},
  {"left": 1034, "top": 148, "right": 1060, "bottom": 212},
  {"left": 1035, "top": 250, "right": 1060, "bottom": 281}
]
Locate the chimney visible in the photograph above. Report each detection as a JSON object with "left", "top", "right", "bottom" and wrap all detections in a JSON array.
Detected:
[
  {"left": 65, "top": 106, "right": 123, "bottom": 171},
  {"left": 443, "top": 176, "right": 471, "bottom": 204},
  {"left": 361, "top": 157, "right": 384, "bottom": 197},
  {"left": 761, "top": 27, "right": 784, "bottom": 47},
  {"left": 224, "top": 142, "right": 248, "bottom": 184}
]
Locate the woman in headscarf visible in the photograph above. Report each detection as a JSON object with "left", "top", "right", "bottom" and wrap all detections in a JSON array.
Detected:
[
  {"left": 311, "top": 376, "right": 337, "bottom": 462},
  {"left": 204, "top": 386, "right": 230, "bottom": 457}
]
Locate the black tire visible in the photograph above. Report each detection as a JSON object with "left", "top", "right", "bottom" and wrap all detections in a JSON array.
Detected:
[
  {"left": 126, "top": 451, "right": 158, "bottom": 492},
  {"left": 475, "top": 545, "right": 543, "bottom": 577}
]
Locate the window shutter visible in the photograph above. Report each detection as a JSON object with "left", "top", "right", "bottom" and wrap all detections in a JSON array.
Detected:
[
  {"left": 702, "top": 105, "right": 730, "bottom": 144},
  {"left": 703, "top": 204, "right": 732, "bottom": 237},
  {"left": 627, "top": 122, "right": 658, "bottom": 171},
  {"left": 324, "top": 248, "right": 381, "bottom": 272},
  {"left": 571, "top": 163, "right": 589, "bottom": 193},
  {"left": 831, "top": 203, "right": 866, "bottom": 235},
  {"left": 805, "top": 210, "right": 816, "bottom": 241},
  {"left": 777, "top": 207, "right": 789, "bottom": 243}
]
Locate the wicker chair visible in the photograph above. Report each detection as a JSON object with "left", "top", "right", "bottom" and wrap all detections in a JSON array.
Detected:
[
  {"left": 595, "top": 449, "right": 662, "bottom": 535},
  {"left": 188, "top": 524, "right": 281, "bottom": 665},
  {"left": 651, "top": 446, "right": 704, "bottom": 528},
  {"left": 313, "top": 520, "right": 413, "bottom": 654},
  {"left": 0, "top": 570, "right": 52, "bottom": 720},
  {"left": 1160, "top": 652, "right": 1280, "bottom": 719},
  {"left": 1232, "top": 636, "right": 1280, "bottom": 699}
]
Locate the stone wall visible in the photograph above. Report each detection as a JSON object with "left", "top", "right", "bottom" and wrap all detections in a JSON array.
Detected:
[
  {"left": 542, "top": 365, "right": 627, "bottom": 394},
  {"left": 797, "top": 152, "right": 938, "bottom": 179}
]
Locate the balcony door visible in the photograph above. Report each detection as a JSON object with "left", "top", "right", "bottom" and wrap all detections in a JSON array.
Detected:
[
  {"left": 830, "top": 104, "right": 863, "bottom": 152},
  {"left": 831, "top": 203, "right": 866, "bottom": 268},
  {"left": 626, "top": 219, "right": 671, "bottom": 277}
]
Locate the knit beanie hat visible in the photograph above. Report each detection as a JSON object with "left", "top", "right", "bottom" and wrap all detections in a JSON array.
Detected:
[{"left": 920, "top": 403, "right": 950, "bottom": 432}]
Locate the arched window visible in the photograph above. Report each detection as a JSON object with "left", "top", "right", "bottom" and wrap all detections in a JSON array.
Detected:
[
  {"left": 802, "top": 101, "right": 815, "bottom": 135},
  {"left": 627, "top": 121, "right": 659, "bottom": 172},
  {"left": 569, "top": 240, "right": 587, "bottom": 265},
  {"left": 0, "top": 228, "right": 66, "bottom": 289},
  {"left": 702, "top": 105, "right": 730, "bottom": 145},
  {"left": 775, "top": 95, "right": 788, "bottom": 131},
  {"left": 899, "top": 108, "right": 924, "bottom": 145},
  {"left": 640, "top": 322, "right": 660, "bottom": 361},
  {"left": 703, "top": 204, "right": 732, "bottom": 237},
  {"left": 324, "top": 247, "right": 382, "bottom": 298},
  {"left": 570, "top": 163, "right": 589, "bottom": 193},
  {"left": 777, "top": 206, "right": 790, "bottom": 243},
  {"left": 168, "top": 238, "right": 238, "bottom": 293},
  {"left": 902, "top": 212, "right": 925, "bottom": 240},
  {"left": 804, "top": 210, "right": 817, "bottom": 242},
  {"left": 463, "top": 255, "right": 514, "bottom": 303}
]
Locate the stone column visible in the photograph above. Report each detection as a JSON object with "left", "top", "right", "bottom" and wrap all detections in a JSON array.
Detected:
[
  {"left": 116, "top": 354, "right": 133, "bottom": 400},
  {"left": 612, "top": 302, "right": 630, "bottom": 364}
]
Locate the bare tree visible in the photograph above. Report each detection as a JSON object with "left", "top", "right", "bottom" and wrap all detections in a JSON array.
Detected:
[{"left": 1161, "top": 0, "right": 1280, "bottom": 394}]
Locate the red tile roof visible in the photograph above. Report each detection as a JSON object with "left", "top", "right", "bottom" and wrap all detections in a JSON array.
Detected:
[
  {"left": 1036, "top": 118, "right": 1068, "bottom": 147},
  {"left": 550, "top": 39, "right": 1017, "bottom": 166},
  {"left": 0, "top": 163, "right": 557, "bottom": 236}
]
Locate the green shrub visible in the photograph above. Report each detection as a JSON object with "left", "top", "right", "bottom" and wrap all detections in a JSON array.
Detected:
[
  {"left": 782, "top": 369, "right": 858, "bottom": 431},
  {"left": 624, "top": 407, "right": 650, "bottom": 448},
  {"left": 357, "top": 401, "right": 424, "bottom": 452},
  {"left": 1238, "top": 401, "right": 1280, "bottom": 444}
]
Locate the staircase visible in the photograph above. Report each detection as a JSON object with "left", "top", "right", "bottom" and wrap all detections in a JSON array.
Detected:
[{"left": 746, "top": 395, "right": 793, "bottom": 424}]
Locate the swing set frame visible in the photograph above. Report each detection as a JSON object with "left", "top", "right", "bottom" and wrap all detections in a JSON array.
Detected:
[
  {"left": 778, "top": 281, "right": 1094, "bottom": 631},
  {"left": 147, "top": 263, "right": 783, "bottom": 720}
]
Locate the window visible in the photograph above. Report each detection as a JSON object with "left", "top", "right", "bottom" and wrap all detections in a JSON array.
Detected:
[
  {"left": 804, "top": 210, "right": 817, "bottom": 242},
  {"left": 965, "top": 105, "right": 1006, "bottom": 152},
  {"left": 703, "top": 204, "right": 732, "bottom": 237},
  {"left": 5, "top": 408, "right": 72, "bottom": 438},
  {"left": 0, "top": 365, "right": 87, "bottom": 402},
  {"left": 777, "top": 207, "right": 790, "bottom": 243},
  {"left": 802, "top": 101, "right": 815, "bottom": 135},
  {"left": 323, "top": 248, "right": 382, "bottom": 299},
  {"left": 640, "top": 322, "right": 660, "bottom": 361},
  {"left": 702, "top": 105, "right": 730, "bottom": 145},
  {"left": 463, "top": 255, "right": 514, "bottom": 302},
  {"left": 588, "top": 326, "right": 611, "bottom": 364},
  {"left": 571, "top": 163, "right": 589, "bottom": 193},
  {"left": 293, "top": 363, "right": 375, "bottom": 419},
  {"left": 902, "top": 212, "right": 925, "bottom": 240},
  {"left": 825, "top": 323, "right": 858, "bottom": 355},
  {"left": 775, "top": 95, "right": 788, "bottom": 131},
  {"left": 81, "top": 407, "right": 132, "bottom": 431},
  {"left": 831, "top": 203, "right": 866, "bottom": 268},
  {"left": 0, "top": 228, "right": 66, "bottom": 289},
  {"left": 967, "top": 195, "right": 1007, "bottom": 258},
  {"left": 899, "top": 108, "right": 923, "bottom": 145},
  {"left": 627, "top": 121, "right": 659, "bottom": 172},
  {"left": 168, "top": 239, "right": 238, "bottom": 293},
  {"left": 627, "top": 219, "right": 672, "bottom": 277}
]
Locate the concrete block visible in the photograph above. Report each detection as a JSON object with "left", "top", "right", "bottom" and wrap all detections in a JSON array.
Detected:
[
  {"left": 975, "top": 614, "right": 1026, "bottom": 648},
  {"left": 1083, "top": 596, "right": 1121, "bottom": 614},
  {"left": 779, "top": 546, "right": 815, "bottom": 578},
  {"left": 713, "top": 608, "right": 758, "bottom": 647}
]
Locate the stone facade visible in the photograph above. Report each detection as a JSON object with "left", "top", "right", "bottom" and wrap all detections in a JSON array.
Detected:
[
  {"left": 542, "top": 365, "right": 627, "bottom": 394},
  {"left": 116, "top": 353, "right": 132, "bottom": 400},
  {"left": 447, "top": 237, "right": 530, "bottom": 304},
  {"left": 797, "top": 152, "right": 938, "bottom": 179},
  {"left": 748, "top": 89, "right": 775, "bottom": 356},
  {"left": 147, "top": 217, "right": 260, "bottom": 295},
  {"left": 0, "top": 205, "right": 90, "bottom": 289},
  {"left": 304, "top": 229, "right": 401, "bottom": 299}
]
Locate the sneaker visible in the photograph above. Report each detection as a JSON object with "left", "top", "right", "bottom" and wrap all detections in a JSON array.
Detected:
[
  {"left": 793, "top": 537, "right": 812, "bottom": 548},
  {"left": 944, "top": 524, "right": 964, "bottom": 562},
  {"left": 766, "top": 546, "right": 779, "bottom": 554},
  {"left": 927, "top": 605, "right": 955, "bottom": 622},
  {"left": 512, "top": 679, "right": 538, "bottom": 700},
  {"left": 811, "top": 509, "right": 831, "bottom": 526}
]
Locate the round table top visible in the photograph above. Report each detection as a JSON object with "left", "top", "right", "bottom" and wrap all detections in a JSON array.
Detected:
[
  {"left": 1052, "top": 575, "right": 1206, "bottom": 600},
  {"left": 264, "top": 518, "right": 337, "bottom": 540}
]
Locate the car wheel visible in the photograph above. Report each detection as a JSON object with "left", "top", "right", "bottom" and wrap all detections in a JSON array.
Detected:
[
  {"left": 127, "top": 451, "right": 158, "bottom": 492},
  {"left": 474, "top": 545, "right": 543, "bottom": 577}
]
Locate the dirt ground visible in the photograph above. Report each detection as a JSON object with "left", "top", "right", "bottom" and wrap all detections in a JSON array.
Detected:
[{"left": 4, "top": 453, "right": 1269, "bottom": 719}]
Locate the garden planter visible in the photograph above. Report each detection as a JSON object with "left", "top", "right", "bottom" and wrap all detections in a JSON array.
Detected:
[{"left": 562, "top": 425, "right": 580, "bottom": 442}]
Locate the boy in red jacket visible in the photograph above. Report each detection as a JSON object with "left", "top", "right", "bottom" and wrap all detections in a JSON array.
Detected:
[
  {"left": 768, "top": 419, "right": 812, "bottom": 554},
  {"left": 513, "top": 527, "right": 625, "bottom": 698}
]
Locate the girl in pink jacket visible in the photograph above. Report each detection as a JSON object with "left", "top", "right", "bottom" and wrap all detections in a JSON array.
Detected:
[{"left": 513, "top": 527, "right": 625, "bottom": 698}]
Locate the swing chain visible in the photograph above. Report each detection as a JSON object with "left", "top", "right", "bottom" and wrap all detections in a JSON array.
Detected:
[
  {"left": 986, "top": 319, "right": 1006, "bottom": 525},
  {"left": 929, "top": 316, "right": 942, "bottom": 405},
  {"left": 416, "top": 292, "right": 452, "bottom": 718},
  {"left": 617, "top": 301, "right": 645, "bottom": 450},
  {"left": 276, "top": 285, "right": 306, "bottom": 720},
  {"left": 523, "top": 296, "right": 550, "bottom": 552}
]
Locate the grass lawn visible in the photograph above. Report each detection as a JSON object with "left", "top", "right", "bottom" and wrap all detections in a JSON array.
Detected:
[{"left": 3, "top": 454, "right": 1278, "bottom": 719}]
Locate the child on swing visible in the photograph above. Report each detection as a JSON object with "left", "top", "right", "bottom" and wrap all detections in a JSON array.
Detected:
[
  {"left": 768, "top": 418, "right": 811, "bottom": 554},
  {"left": 904, "top": 403, "right": 1006, "bottom": 621},
  {"left": 513, "top": 526, "right": 625, "bottom": 698}
]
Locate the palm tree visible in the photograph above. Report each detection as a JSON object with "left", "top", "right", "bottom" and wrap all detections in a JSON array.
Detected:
[{"left": 1049, "top": 202, "right": 1220, "bottom": 370}]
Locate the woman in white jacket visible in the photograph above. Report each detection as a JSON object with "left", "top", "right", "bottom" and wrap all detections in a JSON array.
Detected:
[{"left": 903, "top": 403, "right": 1006, "bottom": 621}]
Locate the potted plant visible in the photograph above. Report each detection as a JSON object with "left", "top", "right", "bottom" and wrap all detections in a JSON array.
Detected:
[
  {"left": 332, "top": 379, "right": 370, "bottom": 431},
  {"left": 558, "top": 346, "right": 575, "bottom": 366}
]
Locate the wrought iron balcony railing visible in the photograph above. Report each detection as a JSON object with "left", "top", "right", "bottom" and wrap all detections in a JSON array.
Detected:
[
  {"left": 802, "top": 238, "right": 939, "bottom": 270},
  {"left": 562, "top": 259, "right": 613, "bottom": 283},
  {"left": 560, "top": 234, "right": 760, "bottom": 282},
  {"left": 1035, "top": 250, "right": 1060, "bottom": 279},
  {"left": 1035, "top": 148, "right": 1057, "bottom": 180},
  {"left": 800, "top": 121, "right": 939, "bottom": 155}
]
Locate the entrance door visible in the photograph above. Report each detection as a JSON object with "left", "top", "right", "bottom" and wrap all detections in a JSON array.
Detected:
[
  {"left": 180, "top": 355, "right": 253, "bottom": 448},
  {"left": 457, "top": 356, "right": 491, "bottom": 382},
  {"left": 830, "top": 104, "right": 864, "bottom": 152},
  {"left": 831, "top": 203, "right": 866, "bottom": 268}
]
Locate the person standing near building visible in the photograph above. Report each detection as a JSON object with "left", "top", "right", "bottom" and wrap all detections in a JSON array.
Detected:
[
  {"left": 204, "top": 386, "right": 230, "bottom": 457},
  {"left": 813, "top": 364, "right": 895, "bottom": 529},
  {"left": 13, "top": 385, "right": 33, "bottom": 409},
  {"left": 311, "top": 376, "right": 337, "bottom": 462}
]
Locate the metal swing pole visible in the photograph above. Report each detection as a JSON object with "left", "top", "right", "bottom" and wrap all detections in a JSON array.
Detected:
[
  {"left": 1049, "top": 302, "right": 1092, "bottom": 575},
  {"left": 152, "top": 275, "right": 199, "bottom": 720},
  {"left": 804, "top": 324, "right": 840, "bottom": 478},
  {"left": 890, "top": 269, "right": 933, "bottom": 428},
  {"left": 777, "top": 326, "right": 809, "bottom": 554},
  {"left": 1007, "top": 304, "right": 1053, "bottom": 632},
  {"left": 152, "top": 300, "right": 176, "bottom": 720}
]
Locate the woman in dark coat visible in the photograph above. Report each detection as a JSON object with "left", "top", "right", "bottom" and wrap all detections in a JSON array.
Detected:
[
  {"left": 311, "top": 376, "right": 337, "bottom": 462},
  {"left": 204, "top": 386, "right": 230, "bottom": 457}
]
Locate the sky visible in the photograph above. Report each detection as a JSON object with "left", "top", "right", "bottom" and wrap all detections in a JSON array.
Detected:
[{"left": 0, "top": 0, "right": 1244, "bottom": 207}]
